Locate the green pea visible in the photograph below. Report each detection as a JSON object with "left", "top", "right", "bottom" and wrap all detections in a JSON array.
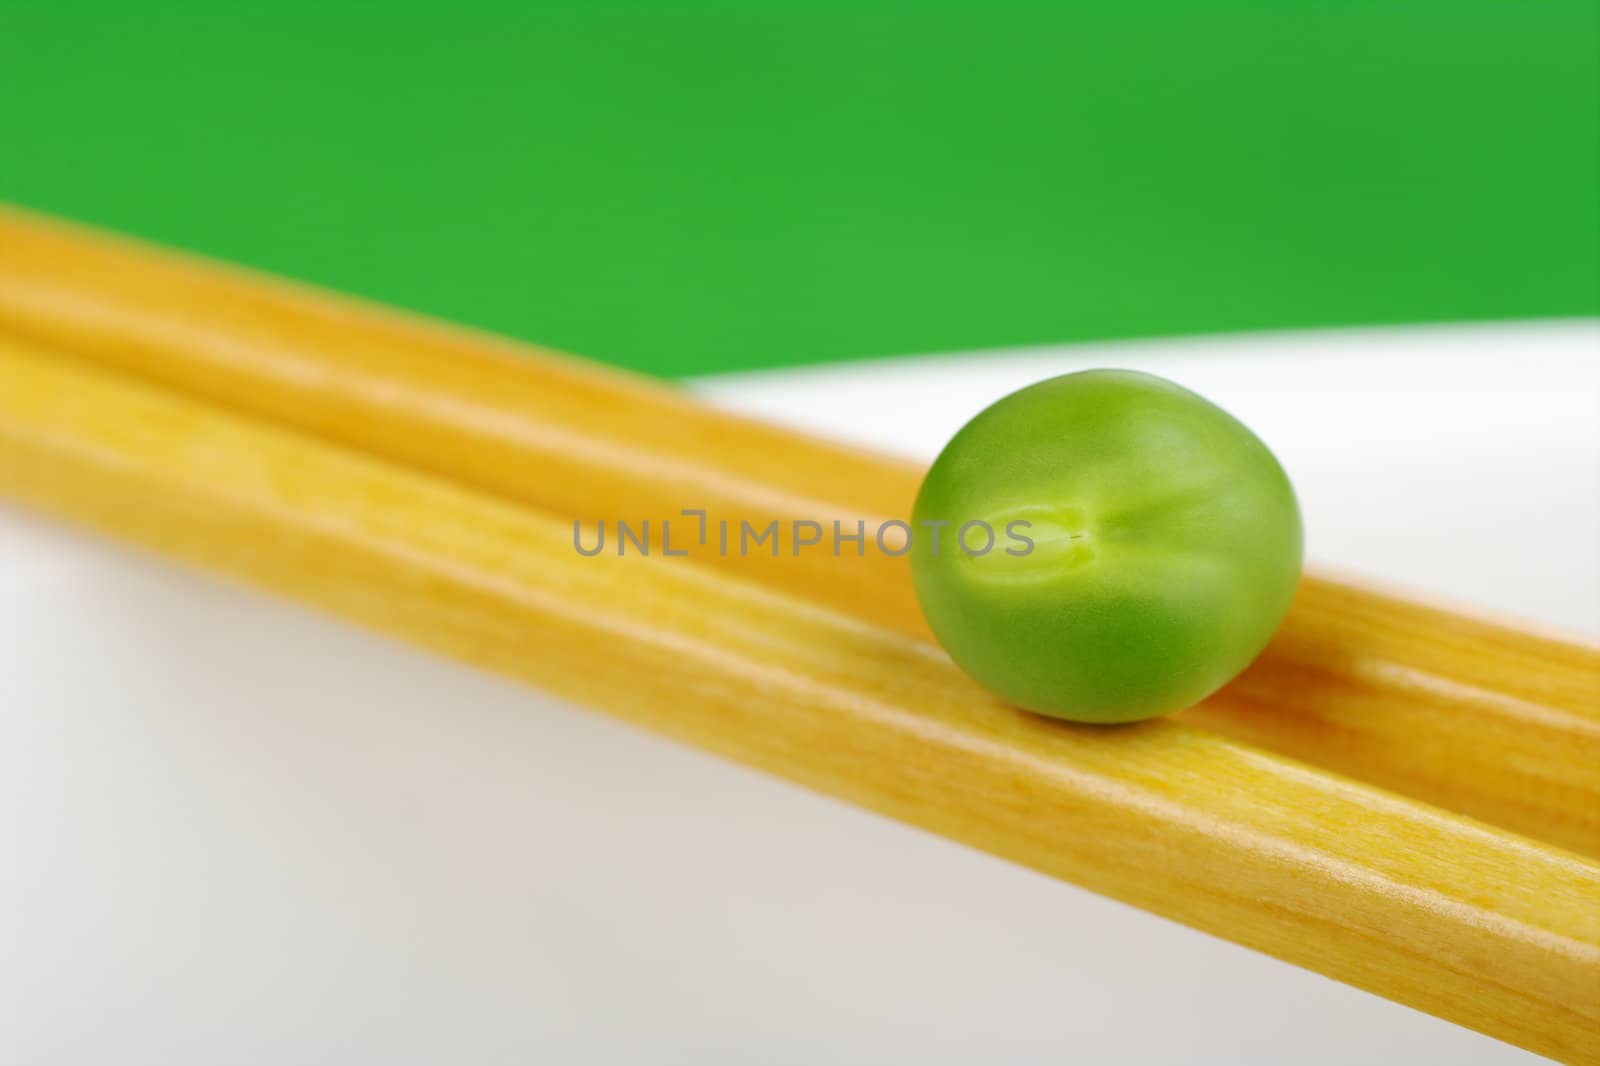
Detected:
[{"left": 910, "top": 369, "right": 1302, "bottom": 724}]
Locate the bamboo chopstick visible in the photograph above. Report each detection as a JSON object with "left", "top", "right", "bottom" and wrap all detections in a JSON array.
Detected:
[
  {"left": 2, "top": 339, "right": 1596, "bottom": 1061},
  {"left": 1, "top": 204, "right": 1595, "bottom": 857}
]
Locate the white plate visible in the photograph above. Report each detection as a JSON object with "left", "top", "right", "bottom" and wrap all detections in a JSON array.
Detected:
[{"left": 5, "top": 321, "right": 1594, "bottom": 1064}]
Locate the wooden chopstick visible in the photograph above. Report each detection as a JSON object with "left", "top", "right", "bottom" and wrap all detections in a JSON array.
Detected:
[
  {"left": 2, "top": 204, "right": 1595, "bottom": 856},
  {"left": 3, "top": 339, "right": 1596, "bottom": 1061}
]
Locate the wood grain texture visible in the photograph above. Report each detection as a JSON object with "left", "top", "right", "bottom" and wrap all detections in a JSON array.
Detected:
[
  {"left": 2, "top": 341, "right": 1597, "bottom": 1062},
  {"left": 2, "top": 204, "right": 1595, "bottom": 857}
]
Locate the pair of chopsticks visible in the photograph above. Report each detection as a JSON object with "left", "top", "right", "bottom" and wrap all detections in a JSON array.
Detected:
[{"left": 1, "top": 206, "right": 1596, "bottom": 1061}]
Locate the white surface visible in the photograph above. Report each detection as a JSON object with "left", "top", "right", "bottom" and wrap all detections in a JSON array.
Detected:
[
  {"left": 699, "top": 319, "right": 1600, "bottom": 637},
  {"left": 4, "top": 321, "right": 1597, "bottom": 1065}
]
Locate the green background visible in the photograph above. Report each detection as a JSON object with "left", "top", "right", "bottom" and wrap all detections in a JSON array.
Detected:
[{"left": 2, "top": 2, "right": 1596, "bottom": 378}]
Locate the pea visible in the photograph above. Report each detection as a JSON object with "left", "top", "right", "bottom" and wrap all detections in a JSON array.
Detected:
[{"left": 910, "top": 369, "right": 1302, "bottom": 724}]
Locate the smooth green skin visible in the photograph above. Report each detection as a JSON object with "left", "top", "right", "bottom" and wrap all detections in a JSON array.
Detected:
[{"left": 910, "top": 370, "right": 1302, "bottom": 724}]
